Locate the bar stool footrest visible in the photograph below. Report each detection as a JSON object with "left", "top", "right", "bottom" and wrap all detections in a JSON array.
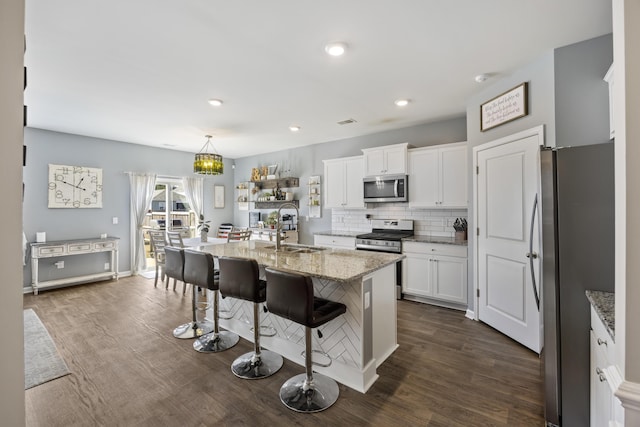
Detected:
[{"left": 301, "top": 349, "right": 332, "bottom": 368}]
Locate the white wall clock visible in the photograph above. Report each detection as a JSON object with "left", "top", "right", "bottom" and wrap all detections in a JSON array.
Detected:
[{"left": 48, "top": 164, "right": 103, "bottom": 208}]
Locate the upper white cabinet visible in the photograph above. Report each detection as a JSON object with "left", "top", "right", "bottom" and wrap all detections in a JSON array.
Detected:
[
  {"left": 604, "top": 63, "right": 614, "bottom": 139},
  {"left": 362, "top": 143, "right": 408, "bottom": 176},
  {"left": 408, "top": 142, "right": 467, "bottom": 208},
  {"left": 323, "top": 156, "right": 365, "bottom": 209}
]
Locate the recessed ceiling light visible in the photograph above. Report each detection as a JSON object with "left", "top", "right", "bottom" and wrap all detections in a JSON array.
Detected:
[
  {"left": 208, "top": 98, "right": 223, "bottom": 106},
  {"left": 474, "top": 74, "right": 489, "bottom": 83},
  {"left": 325, "top": 42, "right": 347, "bottom": 57},
  {"left": 289, "top": 126, "right": 301, "bottom": 132},
  {"left": 394, "top": 99, "right": 410, "bottom": 107}
]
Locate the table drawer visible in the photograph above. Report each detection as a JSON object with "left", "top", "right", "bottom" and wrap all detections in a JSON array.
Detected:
[
  {"left": 38, "top": 245, "right": 65, "bottom": 256},
  {"left": 68, "top": 243, "right": 92, "bottom": 253},
  {"left": 94, "top": 241, "right": 115, "bottom": 250}
]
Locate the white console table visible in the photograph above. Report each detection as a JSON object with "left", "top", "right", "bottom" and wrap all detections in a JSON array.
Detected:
[{"left": 30, "top": 237, "right": 119, "bottom": 295}]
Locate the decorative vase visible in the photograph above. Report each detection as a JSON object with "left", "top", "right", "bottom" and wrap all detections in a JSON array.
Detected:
[{"left": 200, "top": 230, "right": 208, "bottom": 242}]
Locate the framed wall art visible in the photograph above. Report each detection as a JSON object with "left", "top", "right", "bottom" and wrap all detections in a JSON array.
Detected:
[
  {"left": 214, "top": 185, "right": 225, "bottom": 208},
  {"left": 480, "top": 82, "right": 529, "bottom": 131}
]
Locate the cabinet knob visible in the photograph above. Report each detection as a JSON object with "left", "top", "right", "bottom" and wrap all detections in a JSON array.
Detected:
[{"left": 597, "top": 337, "right": 608, "bottom": 347}]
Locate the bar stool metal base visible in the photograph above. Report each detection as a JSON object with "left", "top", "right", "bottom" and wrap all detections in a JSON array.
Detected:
[
  {"left": 173, "top": 320, "right": 214, "bottom": 339},
  {"left": 231, "top": 350, "right": 283, "bottom": 379},
  {"left": 279, "top": 372, "right": 340, "bottom": 413},
  {"left": 193, "top": 330, "right": 239, "bottom": 353}
]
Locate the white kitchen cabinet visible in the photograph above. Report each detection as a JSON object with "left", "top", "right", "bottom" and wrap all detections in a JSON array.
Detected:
[
  {"left": 408, "top": 142, "right": 467, "bottom": 208},
  {"left": 314, "top": 234, "right": 356, "bottom": 249},
  {"left": 402, "top": 241, "right": 467, "bottom": 305},
  {"left": 362, "top": 143, "right": 408, "bottom": 176},
  {"left": 604, "top": 63, "right": 615, "bottom": 139},
  {"left": 323, "top": 156, "right": 365, "bottom": 209},
  {"left": 590, "top": 306, "right": 624, "bottom": 427}
]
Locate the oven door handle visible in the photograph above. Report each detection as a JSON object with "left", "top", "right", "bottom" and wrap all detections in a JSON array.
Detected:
[{"left": 394, "top": 179, "right": 399, "bottom": 197}]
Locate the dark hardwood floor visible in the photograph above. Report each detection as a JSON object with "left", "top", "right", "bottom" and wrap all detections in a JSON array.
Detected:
[{"left": 24, "top": 276, "right": 544, "bottom": 426}]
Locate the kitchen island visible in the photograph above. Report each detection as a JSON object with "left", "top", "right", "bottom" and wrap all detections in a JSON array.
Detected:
[{"left": 195, "top": 240, "right": 403, "bottom": 392}]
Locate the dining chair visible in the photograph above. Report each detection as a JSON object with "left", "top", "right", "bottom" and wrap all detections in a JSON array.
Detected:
[
  {"left": 148, "top": 230, "right": 168, "bottom": 288},
  {"left": 166, "top": 231, "right": 185, "bottom": 247},
  {"left": 227, "top": 229, "right": 252, "bottom": 242}
]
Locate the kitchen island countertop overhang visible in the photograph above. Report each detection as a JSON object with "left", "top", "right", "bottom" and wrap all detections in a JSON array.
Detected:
[{"left": 195, "top": 240, "right": 404, "bottom": 393}]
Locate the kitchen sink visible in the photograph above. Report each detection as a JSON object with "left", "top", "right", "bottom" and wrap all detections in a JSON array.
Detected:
[{"left": 262, "top": 244, "right": 327, "bottom": 254}]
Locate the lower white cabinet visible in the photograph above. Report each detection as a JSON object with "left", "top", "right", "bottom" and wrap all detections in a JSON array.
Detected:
[
  {"left": 590, "top": 306, "right": 624, "bottom": 427},
  {"left": 402, "top": 242, "right": 467, "bottom": 305},
  {"left": 314, "top": 234, "right": 356, "bottom": 250}
]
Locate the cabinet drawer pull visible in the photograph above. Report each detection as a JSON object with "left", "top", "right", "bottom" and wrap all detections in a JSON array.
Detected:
[
  {"left": 596, "top": 367, "right": 607, "bottom": 382},
  {"left": 597, "top": 337, "right": 608, "bottom": 347}
]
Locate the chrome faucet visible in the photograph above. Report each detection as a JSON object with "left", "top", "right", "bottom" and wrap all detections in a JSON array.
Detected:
[{"left": 275, "top": 202, "right": 299, "bottom": 250}]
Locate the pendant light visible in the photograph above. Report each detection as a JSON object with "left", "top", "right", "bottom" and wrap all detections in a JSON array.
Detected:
[{"left": 193, "top": 135, "right": 223, "bottom": 175}]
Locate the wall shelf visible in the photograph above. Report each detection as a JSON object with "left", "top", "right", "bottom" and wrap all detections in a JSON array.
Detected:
[
  {"left": 308, "top": 175, "right": 321, "bottom": 218},
  {"left": 254, "top": 200, "right": 299, "bottom": 209},
  {"left": 251, "top": 177, "right": 299, "bottom": 190}
]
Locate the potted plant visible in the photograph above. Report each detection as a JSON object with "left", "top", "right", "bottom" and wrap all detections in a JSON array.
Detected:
[
  {"left": 264, "top": 211, "right": 278, "bottom": 229},
  {"left": 197, "top": 214, "right": 211, "bottom": 242}
]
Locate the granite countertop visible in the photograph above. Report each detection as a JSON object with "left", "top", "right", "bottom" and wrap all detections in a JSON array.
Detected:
[
  {"left": 586, "top": 290, "right": 615, "bottom": 340},
  {"left": 197, "top": 240, "right": 404, "bottom": 283},
  {"left": 402, "top": 235, "right": 468, "bottom": 246},
  {"left": 314, "top": 230, "right": 363, "bottom": 238}
]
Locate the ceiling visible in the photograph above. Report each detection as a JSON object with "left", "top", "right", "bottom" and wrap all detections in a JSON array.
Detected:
[{"left": 24, "top": 1, "right": 612, "bottom": 159}]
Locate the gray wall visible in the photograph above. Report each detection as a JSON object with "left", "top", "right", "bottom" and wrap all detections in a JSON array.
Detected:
[
  {"left": 465, "top": 34, "right": 613, "bottom": 311},
  {"left": 232, "top": 116, "right": 467, "bottom": 244},
  {"left": 23, "top": 128, "right": 235, "bottom": 287},
  {"left": 555, "top": 34, "right": 613, "bottom": 147}
]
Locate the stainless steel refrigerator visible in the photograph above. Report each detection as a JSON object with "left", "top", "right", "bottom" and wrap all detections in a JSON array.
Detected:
[{"left": 541, "top": 142, "right": 615, "bottom": 427}]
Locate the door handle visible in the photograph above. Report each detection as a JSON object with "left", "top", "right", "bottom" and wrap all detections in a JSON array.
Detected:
[
  {"left": 394, "top": 179, "right": 399, "bottom": 197},
  {"left": 528, "top": 194, "right": 540, "bottom": 311}
]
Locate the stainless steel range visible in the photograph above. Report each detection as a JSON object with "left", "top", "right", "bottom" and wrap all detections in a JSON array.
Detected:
[
  {"left": 356, "top": 219, "right": 413, "bottom": 300},
  {"left": 355, "top": 219, "right": 414, "bottom": 253}
]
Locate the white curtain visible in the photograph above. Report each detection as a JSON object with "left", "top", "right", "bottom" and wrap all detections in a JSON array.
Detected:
[
  {"left": 182, "top": 176, "right": 204, "bottom": 218},
  {"left": 128, "top": 172, "right": 157, "bottom": 274}
]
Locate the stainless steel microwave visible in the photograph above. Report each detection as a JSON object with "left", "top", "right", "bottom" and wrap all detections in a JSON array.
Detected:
[{"left": 363, "top": 174, "right": 408, "bottom": 203}]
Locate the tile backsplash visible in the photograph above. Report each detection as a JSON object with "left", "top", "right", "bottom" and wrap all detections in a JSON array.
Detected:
[{"left": 331, "top": 207, "right": 468, "bottom": 238}]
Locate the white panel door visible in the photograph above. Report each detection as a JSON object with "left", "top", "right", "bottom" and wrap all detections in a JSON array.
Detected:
[
  {"left": 363, "top": 149, "right": 385, "bottom": 176},
  {"left": 440, "top": 145, "right": 468, "bottom": 207},
  {"left": 477, "top": 133, "right": 541, "bottom": 353}
]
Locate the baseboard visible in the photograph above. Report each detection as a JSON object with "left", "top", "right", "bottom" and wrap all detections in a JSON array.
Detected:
[
  {"left": 401, "top": 294, "right": 467, "bottom": 311},
  {"left": 465, "top": 309, "right": 475, "bottom": 320}
]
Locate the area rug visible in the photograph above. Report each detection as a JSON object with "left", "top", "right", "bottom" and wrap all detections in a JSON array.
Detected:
[{"left": 23, "top": 308, "right": 70, "bottom": 390}]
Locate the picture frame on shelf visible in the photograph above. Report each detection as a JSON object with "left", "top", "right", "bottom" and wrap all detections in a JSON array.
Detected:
[{"left": 214, "top": 185, "right": 225, "bottom": 208}]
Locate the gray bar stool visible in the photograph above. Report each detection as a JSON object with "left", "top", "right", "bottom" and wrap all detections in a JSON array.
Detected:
[
  {"left": 265, "top": 267, "right": 347, "bottom": 413},
  {"left": 186, "top": 250, "right": 239, "bottom": 352},
  {"left": 170, "top": 247, "right": 215, "bottom": 339},
  {"left": 218, "top": 256, "right": 283, "bottom": 379}
]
